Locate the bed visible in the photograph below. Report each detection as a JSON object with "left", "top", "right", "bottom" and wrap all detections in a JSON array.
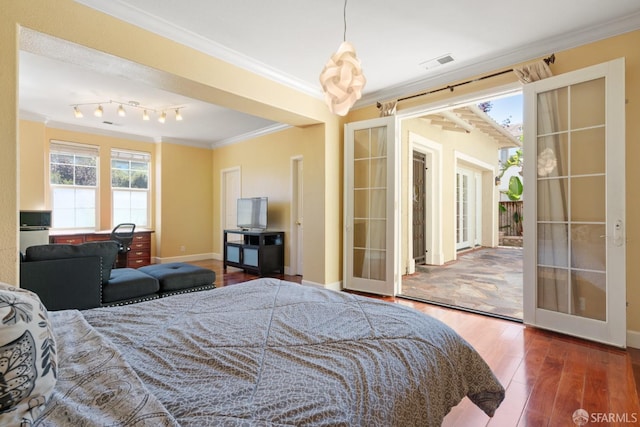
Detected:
[{"left": 17, "top": 278, "right": 504, "bottom": 426}]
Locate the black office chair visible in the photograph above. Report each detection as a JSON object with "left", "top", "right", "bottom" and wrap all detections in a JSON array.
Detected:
[{"left": 111, "top": 223, "right": 135, "bottom": 268}]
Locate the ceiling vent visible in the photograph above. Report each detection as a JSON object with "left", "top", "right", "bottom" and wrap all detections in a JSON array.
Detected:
[{"left": 420, "top": 54, "right": 455, "bottom": 70}]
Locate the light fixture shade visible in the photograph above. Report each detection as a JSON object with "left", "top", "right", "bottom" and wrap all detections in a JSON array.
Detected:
[
  {"left": 94, "top": 105, "right": 103, "bottom": 117},
  {"left": 158, "top": 111, "right": 166, "bottom": 123},
  {"left": 117, "top": 104, "right": 126, "bottom": 117},
  {"left": 142, "top": 110, "right": 150, "bottom": 121},
  {"left": 175, "top": 109, "right": 183, "bottom": 121},
  {"left": 73, "top": 106, "right": 83, "bottom": 118},
  {"left": 319, "top": 41, "right": 366, "bottom": 116}
]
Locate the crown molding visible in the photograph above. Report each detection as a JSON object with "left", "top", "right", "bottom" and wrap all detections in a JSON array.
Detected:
[
  {"left": 210, "top": 123, "right": 292, "bottom": 149},
  {"left": 74, "top": 0, "right": 323, "bottom": 99},
  {"left": 19, "top": 110, "right": 289, "bottom": 150}
]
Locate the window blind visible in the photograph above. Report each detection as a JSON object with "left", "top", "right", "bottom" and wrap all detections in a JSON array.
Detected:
[
  {"left": 50, "top": 140, "right": 99, "bottom": 157},
  {"left": 111, "top": 149, "right": 151, "bottom": 162}
]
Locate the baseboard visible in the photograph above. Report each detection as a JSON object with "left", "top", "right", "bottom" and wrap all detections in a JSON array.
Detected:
[
  {"left": 153, "top": 253, "right": 215, "bottom": 264},
  {"left": 627, "top": 330, "right": 640, "bottom": 349},
  {"left": 301, "top": 279, "right": 342, "bottom": 291}
]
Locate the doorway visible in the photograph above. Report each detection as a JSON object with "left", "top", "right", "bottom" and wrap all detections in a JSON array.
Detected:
[{"left": 400, "top": 90, "right": 524, "bottom": 320}]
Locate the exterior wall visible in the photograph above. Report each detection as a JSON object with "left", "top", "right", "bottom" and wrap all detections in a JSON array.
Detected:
[{"left": 401, "top": 117, "right": 500, "bottom": 270}]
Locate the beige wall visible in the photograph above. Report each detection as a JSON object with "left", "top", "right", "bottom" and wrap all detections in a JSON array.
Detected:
[
  {"left": 212, "top": 124, "right": 328, "bottom": 284},
  {"left": 19, "top": 120, "right": 47, "bottom": 209},
  {"left": 156, "top": 142, "right": 214, "bottom": 260},
  {"left": 401, "top": 117, "right": 502, "bottom": 269}
]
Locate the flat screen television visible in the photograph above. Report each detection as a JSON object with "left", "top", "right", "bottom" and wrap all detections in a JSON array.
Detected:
[{"left": 237, "top": 197, "right": 268, "bottom": 230}]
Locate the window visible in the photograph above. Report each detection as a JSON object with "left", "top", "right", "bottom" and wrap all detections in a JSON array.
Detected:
[
  {"left": 49, "top": 141, "right": 99, "bottom": 228},
  {"left": 111, "top": 149, "right": 151, "bottom": 226}
]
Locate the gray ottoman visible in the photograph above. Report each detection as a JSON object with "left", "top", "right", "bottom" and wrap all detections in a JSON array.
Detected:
[
  {"left": 138, "top": 262, "right": 216, "bottom": 295},
  {"left": 104, "top": 268, "right": 160, "bottom": 305}
]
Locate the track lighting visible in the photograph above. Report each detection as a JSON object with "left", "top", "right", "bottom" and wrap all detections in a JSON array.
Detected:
[{"left": 71, "top": 100, "right": 185, "bottom": 123}]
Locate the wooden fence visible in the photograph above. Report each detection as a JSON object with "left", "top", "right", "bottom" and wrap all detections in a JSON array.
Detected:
[{"left": 499, "top": 201, "right": 523, "bottom": 236}]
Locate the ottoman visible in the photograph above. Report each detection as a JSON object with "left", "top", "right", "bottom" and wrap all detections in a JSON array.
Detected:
[
  {"left": 103, "top": 268, "right": 160, "bottom": 306},
  {"left": 138, "top": 262, "right": 216, "bottom": 296}
]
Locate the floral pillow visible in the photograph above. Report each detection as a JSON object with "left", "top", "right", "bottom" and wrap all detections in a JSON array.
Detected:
[{"left": 0, "top": 282, "right": 57, "bottom": 425}]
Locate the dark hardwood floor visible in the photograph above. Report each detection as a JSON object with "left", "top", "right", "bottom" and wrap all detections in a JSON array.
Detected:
[{"left": 191, "top": 259, "right": 640, "bottom": 426}]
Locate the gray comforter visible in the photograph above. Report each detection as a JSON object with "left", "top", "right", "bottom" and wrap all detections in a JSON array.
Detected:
[{"left": 45, "top": 278, "right": 504, "bottom": 426}]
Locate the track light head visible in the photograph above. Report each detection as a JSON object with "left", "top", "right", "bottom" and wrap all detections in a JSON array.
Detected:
[
  {"left": 117, "top": 104, "right": 126, "bottom": 117},
  {"left": 73, "top": 106, "right": 83, "bottom": 118},
  {"left": 142, "top": 110, "right": 150, "bottom": 121},
  {"left": 175, "top": 109, "right": 183, "bottom": 121},
  {"left": 94, "top": 105, "right": 103, "bottom": 117},
  {"left": 158, "top": 111, "right": 166, "bottom": 123}
]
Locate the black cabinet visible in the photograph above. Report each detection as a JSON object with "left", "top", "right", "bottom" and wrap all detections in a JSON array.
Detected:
[{"left": 223, "top": 229, "right": 284, "bottom": 276}]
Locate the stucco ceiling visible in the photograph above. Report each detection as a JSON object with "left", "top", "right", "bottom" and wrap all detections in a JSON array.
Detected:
[{"left": 17, "top": 0, "right": 640, "bottom": 148}]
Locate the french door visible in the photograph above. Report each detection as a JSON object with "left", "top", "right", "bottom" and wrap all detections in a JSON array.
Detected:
[
  {"left": 344, "top": 116, "right": 399, "bottom": 296},
  {"left": 523, "top": 58, "right": 626, "bottom": 347},
  {"left": 455, "top": 168, "right": 472, "bottom": 250}
]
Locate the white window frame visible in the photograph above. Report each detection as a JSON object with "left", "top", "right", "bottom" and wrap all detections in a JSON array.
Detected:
[
  {"left": 49, "top": 140, "right": 99, "bottom": 229},
  {"left": 111, "top": 149, "right": 151, "bottom": 227}
]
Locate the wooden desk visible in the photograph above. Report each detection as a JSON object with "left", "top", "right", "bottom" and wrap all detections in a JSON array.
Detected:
[{"left": 49, "top": 229, "right": 153, "bottom": 268}]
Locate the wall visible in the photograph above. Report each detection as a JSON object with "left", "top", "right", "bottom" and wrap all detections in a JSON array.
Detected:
[
  {"left": 212, "top": 124, "right": 327, "bottom": 284},
  {"left": 19, "top": 120, "right": 47, "bottom": 209},
  {"left": 156, "top": 142, "right": 214, "bottom": 260}
]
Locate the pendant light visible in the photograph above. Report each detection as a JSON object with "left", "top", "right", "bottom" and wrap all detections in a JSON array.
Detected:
[{"left": 319, "top": 0, "right": 366, "bottom": 116}]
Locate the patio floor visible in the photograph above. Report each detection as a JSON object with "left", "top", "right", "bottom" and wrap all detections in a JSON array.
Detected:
[{"left": 401, "top": 246, "right": 523, "bottom": 321}]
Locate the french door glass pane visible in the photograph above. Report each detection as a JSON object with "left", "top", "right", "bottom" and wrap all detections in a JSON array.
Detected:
[
  {"left": 536, "top": 78, "right": 607, "bottom": 319},
  {"left": 352, "top": 126, "right": 387, "bottom": 280}
]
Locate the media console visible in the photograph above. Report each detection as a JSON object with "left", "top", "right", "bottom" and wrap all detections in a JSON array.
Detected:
[{"left": 223, "top": 229, "right": 284, "bottom": 276}]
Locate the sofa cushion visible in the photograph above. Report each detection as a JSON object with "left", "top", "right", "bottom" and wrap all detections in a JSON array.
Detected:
[
  {"left": 138, "top": 263, "right": 216, "bottom": 292},
  {"left": 25, "top": 241, "right": 118, "bottom": 285},
  {"left": 0, "top": 282, "right": 57, "bottom": 426},
  {"left": 103, "top": 268, "right": 160, "bottom": 304}
]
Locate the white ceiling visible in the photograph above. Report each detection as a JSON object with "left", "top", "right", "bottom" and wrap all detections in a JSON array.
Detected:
[{"left": 18, "top": 0, "right": 640, "bottom": 148}]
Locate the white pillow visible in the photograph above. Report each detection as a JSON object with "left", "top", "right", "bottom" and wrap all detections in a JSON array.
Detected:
[{"left": 0, "top": 282, "right": 57, "bottom": 425}]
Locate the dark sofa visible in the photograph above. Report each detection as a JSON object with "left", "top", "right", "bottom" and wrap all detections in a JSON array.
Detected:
[{"left": 20, "top": 241, "right": 216, "bottom": 310}]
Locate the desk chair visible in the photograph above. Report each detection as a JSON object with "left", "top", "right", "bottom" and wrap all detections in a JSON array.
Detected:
[{"left": 111, "top": 223, "right": 135, "bottom": 268}]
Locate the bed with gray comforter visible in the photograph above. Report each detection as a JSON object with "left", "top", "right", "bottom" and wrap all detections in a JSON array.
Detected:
[{"left": 39, "top": 278, "right": 504, "bottom": 426}]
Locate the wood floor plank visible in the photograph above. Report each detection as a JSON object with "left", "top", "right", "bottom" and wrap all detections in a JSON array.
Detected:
[{"left": 189, "top": 260, "right": 640, "bottom": 425}]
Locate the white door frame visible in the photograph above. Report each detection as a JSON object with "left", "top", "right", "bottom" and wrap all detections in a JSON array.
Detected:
[
  {"left": 290, "top": 155, "right": 303, "bottom": 276},
  {"left": 408, "top": 132, "right": 443, "bottom": 272},
  {"left": 220, "top": 166, "right": 241, "bottom": 252}
]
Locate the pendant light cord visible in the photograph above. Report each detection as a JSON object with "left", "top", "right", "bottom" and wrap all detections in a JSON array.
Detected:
[{"left": 343, "top": 0, "right": 348, "bottom": 41}]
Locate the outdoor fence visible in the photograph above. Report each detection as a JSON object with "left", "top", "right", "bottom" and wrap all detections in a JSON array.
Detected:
[{"left": 499, "top": 201, "right": 523, "bottom": 237}]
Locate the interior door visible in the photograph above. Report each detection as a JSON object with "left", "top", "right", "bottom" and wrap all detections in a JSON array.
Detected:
[
  {"left": 344, "top": 116, "right": 399, "bottom": 295},
  {"left": 523, "top": 58, "right": 626, "bottom": 347}
]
